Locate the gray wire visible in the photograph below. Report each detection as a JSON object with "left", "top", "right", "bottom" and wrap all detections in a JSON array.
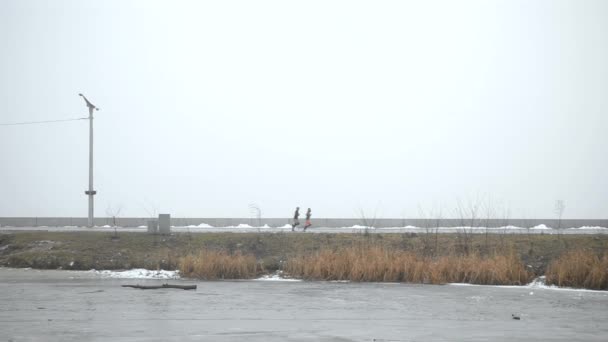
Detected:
[{"left": 0, "top": 117, "right": 89, "bottom": 126}]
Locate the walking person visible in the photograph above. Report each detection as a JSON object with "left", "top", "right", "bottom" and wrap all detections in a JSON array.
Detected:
[
  {"left": 291, "top": 207, "right": 300, "bottom": 231},
  {"left": 304, "top": 208, "right": 312, "bottom": 231}
]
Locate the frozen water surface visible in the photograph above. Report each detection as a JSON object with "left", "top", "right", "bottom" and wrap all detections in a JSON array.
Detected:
[{"left": 1, "top": 268, "right": 607, "bottom": 341}]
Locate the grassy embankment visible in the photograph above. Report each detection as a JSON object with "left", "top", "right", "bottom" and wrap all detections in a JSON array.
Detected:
[{"left": 0, "top": 231, "right": 606, "bottom": 289}]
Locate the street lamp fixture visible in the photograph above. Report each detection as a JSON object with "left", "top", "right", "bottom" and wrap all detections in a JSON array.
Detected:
[{"left": 79, "top": 93, "right": 99, "bottom": 228}]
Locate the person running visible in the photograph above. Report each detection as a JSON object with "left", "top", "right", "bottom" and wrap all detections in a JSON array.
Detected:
[
  {"left": 304, "top": 208, "right": 312, "bottom": 231},
  {"left": 291, "top": 207, "right": 300, "bottom": 231}
]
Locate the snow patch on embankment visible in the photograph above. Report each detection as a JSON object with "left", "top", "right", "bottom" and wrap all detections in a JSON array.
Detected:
[
  {"left": 255, "top": 271, "right": 301, "bottom": 282},
  {"left": 89, "top": 269, "right": 302, "bottom": 281},
  {"left": 567, "top": 226, "right": 607, "bottom": 230},
  {"left": 530, "top": 224, "right": 551, "bottom": 230},
  {"left": 349, "top": 225, "right": 375, "bottom": 230},
  {"left": 90, "top": 269, "right": 180, "bottom": 279},
  {"left": 181, "top": 223, "right": 214, "bottom": 228},
  {"left": 450, "top": 276, "right": 607, "bottom": 293}
]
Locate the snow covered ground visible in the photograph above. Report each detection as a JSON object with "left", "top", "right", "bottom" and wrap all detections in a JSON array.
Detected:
[
  {"left": 449, "top": 276, "right": 607, "bottom": 293},
  {"left": 2, "top": 224, "right": 607, "bottom": 234},
  {"left": 255, "top": 271, "right": 302, "bottom": 282},
  {"left": 88, "top": 268, "right": 180, "bottom": 279},
  {"left": 80, "top": 268, "right": 604, "bottom": 292},
  {"left": 85, "top": 268, "right": 304, "bottom": 282}
]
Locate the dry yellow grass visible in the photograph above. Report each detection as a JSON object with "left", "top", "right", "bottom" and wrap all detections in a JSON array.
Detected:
[
  {"left": 285, "top": 246, "right": 533, "bottom": 285},
  {"left": 545, "top": 249, "right": 608, "bottom": 290},
  {"left": 178, "top": 250, "right": 261, "bottom": 279}
]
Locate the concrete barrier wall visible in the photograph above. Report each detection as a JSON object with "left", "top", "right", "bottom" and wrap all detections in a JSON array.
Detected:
[{"left": 0, "top": 217, "right": 606, "bottom": 229}]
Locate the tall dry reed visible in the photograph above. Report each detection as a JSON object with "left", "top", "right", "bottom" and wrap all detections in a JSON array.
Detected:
[
  {"left": 545, "top": 249, "right": 608, "bottom": 290},
  {"left": 179, "top": 250, "right": 260, "bottom": 279},
  {"left": 285, "top": 246, "right": 533, "bottom": 285}
]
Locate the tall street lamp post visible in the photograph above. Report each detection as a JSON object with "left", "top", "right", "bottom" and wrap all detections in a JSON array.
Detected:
[{"left": 79, "top": 94, "right": 99, "bottom": 227}]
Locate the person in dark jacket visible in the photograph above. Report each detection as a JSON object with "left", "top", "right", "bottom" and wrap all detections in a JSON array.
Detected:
[
  {"left": 291, "top": 207, "right": 300, "bottom": 231},
  {"left": 304, "top": 208, "right": 312, "bottom": 231}
]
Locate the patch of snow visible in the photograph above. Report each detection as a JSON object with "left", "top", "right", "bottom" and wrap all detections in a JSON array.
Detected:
[
  {"left": 375, "top": 225, "right": 575, "bottom": 230},
  {"left": 567, "top": 226, "right": 607, "bottom": 230},
  {"left": 181, "top": 223, "right": 214, "bottom": 228},
  {"left": 500, "top": 225, "right": 525, "bottom": 230},
  {"left": 69, "top": 261, "right": 74, "bottom": 267},
  {"left": 255, "top": 271, "right": 301, "bottom": 282},
  {"left": 349, "top": 225, "right": 375, "bottom": 229},
  {"left": 90, "top": 269, "right": 180, "bottom": 279},
  {"left": 278, "top": 224, "right": 292, "bottom": 229},
  {"left": 530, "top": 224, "right": 552, "bottom": 230},
  {"left": 225, "top": 223, "right": 253, "bottom": 228},
  {"left": 137, "top": 225, "right": 147, "bottom": 228},
  {"left": 379, "top": 225, "right": 419, "bottom": 230},
  {"left": 460, "top": 226, "right": 523, "bottom": 230},
  {"left": 450, "top": 276, "right": 606, "bottom": 293}
]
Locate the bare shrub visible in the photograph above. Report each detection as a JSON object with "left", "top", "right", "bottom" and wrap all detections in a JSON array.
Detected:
[
  {"left": 249, "top": 203, "right": 262, "bottom": 227},
  {"left": 417, "top": 204, "right": 443, "bottom": 257},
  {"left": 454, "top": 197, "right": 482, "bottom": 255},
  {"left": 105, "top": 204, "right": 123, "bottom": 239},
  {"left": 418, "top": 205, "right": 434, "bottom": 256},
  {"left": 357, "top": 206, "right": 378, "bottom": 237}
]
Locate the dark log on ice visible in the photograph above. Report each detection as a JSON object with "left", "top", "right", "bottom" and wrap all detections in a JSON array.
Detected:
[{"left": 121, "top": 284, "right": 197, "bottom": 290}]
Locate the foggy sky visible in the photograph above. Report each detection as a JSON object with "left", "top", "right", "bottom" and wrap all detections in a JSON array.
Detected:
[{"left": 1, "top": 0, "right": 607, "bottom": 219}]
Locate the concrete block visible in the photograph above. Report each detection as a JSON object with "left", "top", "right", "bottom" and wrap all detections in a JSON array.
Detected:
[{"left": 158, "top": 214, "right": 171, "bottom": 234}]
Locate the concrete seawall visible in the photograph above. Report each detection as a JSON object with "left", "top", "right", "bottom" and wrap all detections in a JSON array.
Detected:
[{"left": 1, "top": 217, "right": 606, "bottom": 229}]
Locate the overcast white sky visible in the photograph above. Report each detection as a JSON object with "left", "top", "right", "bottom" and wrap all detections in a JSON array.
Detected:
[{"left": 1, "top": 0, "right": 606, "bottom": 219}]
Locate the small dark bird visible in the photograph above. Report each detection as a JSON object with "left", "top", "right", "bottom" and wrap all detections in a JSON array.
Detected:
[{"left": 512, "top": 314, "right": 521, "bottom": 320}]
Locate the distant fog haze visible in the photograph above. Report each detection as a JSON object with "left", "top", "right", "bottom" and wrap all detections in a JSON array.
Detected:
[{"left": 1, "top": 0, "right": 606, "bottom": 218}]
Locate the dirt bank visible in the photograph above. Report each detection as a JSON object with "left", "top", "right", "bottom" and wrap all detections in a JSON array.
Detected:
[{"left": 1, "top": 231, "right": 606, "bottom": 276}]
